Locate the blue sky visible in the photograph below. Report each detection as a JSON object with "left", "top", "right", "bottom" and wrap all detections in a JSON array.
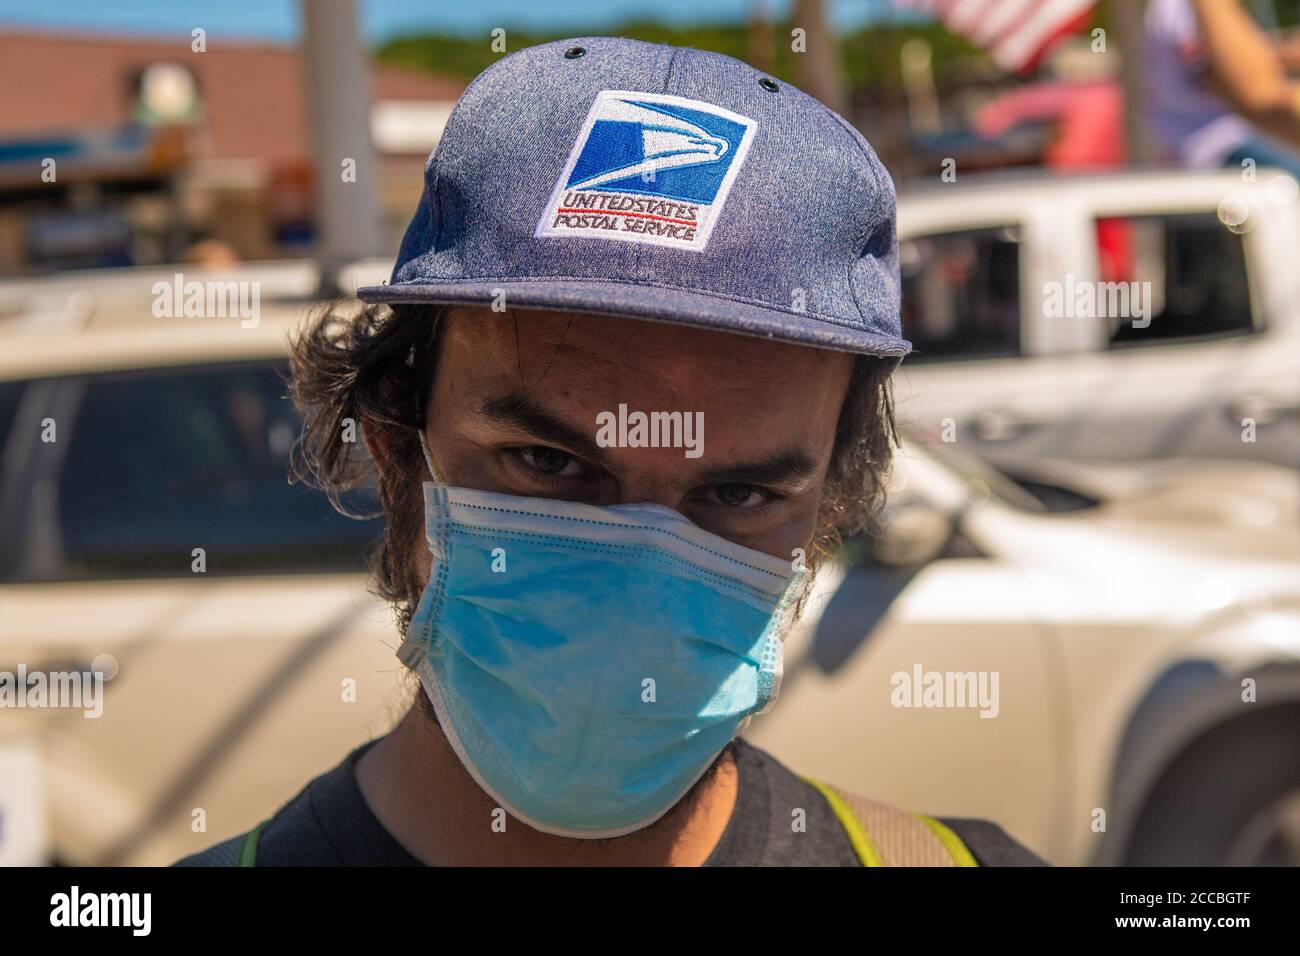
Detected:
[{"left": 0, "top": 0, "right": 902, "bottom": 44}]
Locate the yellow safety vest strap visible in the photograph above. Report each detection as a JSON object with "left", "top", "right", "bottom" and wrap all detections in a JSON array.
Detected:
[{"left": 804, "top": 777, "right": 978, "bottom": 867}]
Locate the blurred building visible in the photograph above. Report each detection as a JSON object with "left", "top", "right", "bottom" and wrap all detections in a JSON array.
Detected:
[{"left": 0, "top": 30, "right": 463, "bottom": 274}]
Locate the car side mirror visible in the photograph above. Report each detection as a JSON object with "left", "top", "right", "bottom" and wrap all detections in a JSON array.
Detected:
[{"left": 867, "top": 496, "right": 955, "bottom": 567}]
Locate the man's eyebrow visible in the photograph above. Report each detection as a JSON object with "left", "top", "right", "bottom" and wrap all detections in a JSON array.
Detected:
[
  {"left": 692, "top": 450, "right": 820, "bottom": 488},
  {"left": 479, "top": 392, "right": 817, "bottom": 486},
  {"left": 479, "top": 391, "right": 611, "bottom": 463}
]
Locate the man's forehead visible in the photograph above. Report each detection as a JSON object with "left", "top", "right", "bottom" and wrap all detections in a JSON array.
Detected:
[
  {"left": 430, "top": 307, "right": 854, "bottom": 487},
  {"left": 442, "top": 306, "right": 844, "bottom": 395}
]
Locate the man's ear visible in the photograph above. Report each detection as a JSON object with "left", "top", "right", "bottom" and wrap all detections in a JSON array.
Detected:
[
  {"left": 361, "top": 418, "right": 394, "bottom": 476},
  {"left": 363, "top": 418, "right": 433, "bottom": 482}
]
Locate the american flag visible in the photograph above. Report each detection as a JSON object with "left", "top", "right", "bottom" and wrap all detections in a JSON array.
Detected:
[{"left": 899, "top": 0, "right": 1097, "bottom": 74}]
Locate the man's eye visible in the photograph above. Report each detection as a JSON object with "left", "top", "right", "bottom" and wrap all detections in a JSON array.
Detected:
[
  {"left": 517, "top": 446, "right": 583, "bottom": 477},
  {"left": 713, "top": 484, "right": 768, "bottom": 508}
]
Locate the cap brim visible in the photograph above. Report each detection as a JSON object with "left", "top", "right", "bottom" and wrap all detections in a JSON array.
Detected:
[{"left": 355, "top": 279, "right": 910, "bottom": 359}]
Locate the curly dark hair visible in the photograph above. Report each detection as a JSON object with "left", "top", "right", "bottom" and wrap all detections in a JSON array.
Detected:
[{"left": 288, "top": 301, "right": 898, "bottom": 635}]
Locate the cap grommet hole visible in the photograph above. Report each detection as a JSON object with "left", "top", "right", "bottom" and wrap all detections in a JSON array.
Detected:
[
  {"left": 564, "top": 46, "right": 587, "bottom": 60},
  {"left": 759, "top": 77, "right": 779, "bottom": 92}
]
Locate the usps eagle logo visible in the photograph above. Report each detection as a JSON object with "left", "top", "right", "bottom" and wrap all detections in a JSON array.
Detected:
[{"left": 535, "top": 90, "right": 757, "bottom": 252}]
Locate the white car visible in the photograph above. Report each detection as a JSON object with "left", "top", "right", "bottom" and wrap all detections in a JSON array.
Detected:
[
  {"left": 0, "top": 261, "right": 410, "bottom": 866},
  {"left": 894, "top": 170, "right": 1300, "bottom": 467},
  {"left": 746, "top": 433, "right": 1300, "bottom": 866}
]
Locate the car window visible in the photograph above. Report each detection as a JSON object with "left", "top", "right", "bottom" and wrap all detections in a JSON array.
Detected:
[
  {"left": 899, "top": 225, "right": 1022, "bottom": 362},
  {"left": 1096, "top": 212, "right": 1255, "bottom": 347},
  {"left": 24, "top": 362, "right": 380, "bottom": 580}
]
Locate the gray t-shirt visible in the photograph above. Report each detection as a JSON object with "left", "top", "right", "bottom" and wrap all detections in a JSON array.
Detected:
[{"left": 176, "top": 736, "right": 1046, "bottom": 867}]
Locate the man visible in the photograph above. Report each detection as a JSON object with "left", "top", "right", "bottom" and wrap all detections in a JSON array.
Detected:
[
  {"left": 1146, "top": 0, "right": 1300, "bottom": 176},
  {"left": 179, "top": 37, "right": 1043, "bottom": 867}
]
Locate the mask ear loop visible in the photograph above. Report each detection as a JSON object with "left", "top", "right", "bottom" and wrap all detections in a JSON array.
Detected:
[
  {"left": 418, "top": 428, "right": 446, "bottom": 484},
  {"left": 413, "top": 333, "right": 446, "bottom": 484}
]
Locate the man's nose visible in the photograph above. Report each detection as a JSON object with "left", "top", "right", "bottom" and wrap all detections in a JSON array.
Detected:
[{"left": 609, "top": 454, "right": 692, "bottom": 514}]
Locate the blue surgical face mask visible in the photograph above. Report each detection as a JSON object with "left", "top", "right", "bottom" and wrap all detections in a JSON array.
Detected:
[{"left": 401, "top": 432, "right": 805, "bottom": 839}]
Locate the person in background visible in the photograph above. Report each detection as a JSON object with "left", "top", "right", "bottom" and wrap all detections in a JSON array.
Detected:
[{"left": 1146, "top": 0, "right": 1300, "bottom": 176}]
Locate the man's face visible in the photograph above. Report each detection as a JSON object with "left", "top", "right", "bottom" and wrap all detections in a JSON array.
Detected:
[{"left": 421, "top": 307, "right": 854, "bottom": 564}]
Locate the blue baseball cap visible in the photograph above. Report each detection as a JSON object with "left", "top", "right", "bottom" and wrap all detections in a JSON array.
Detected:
[{"left": 357, "top": 36, "right": 910, "bottom": 360}]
